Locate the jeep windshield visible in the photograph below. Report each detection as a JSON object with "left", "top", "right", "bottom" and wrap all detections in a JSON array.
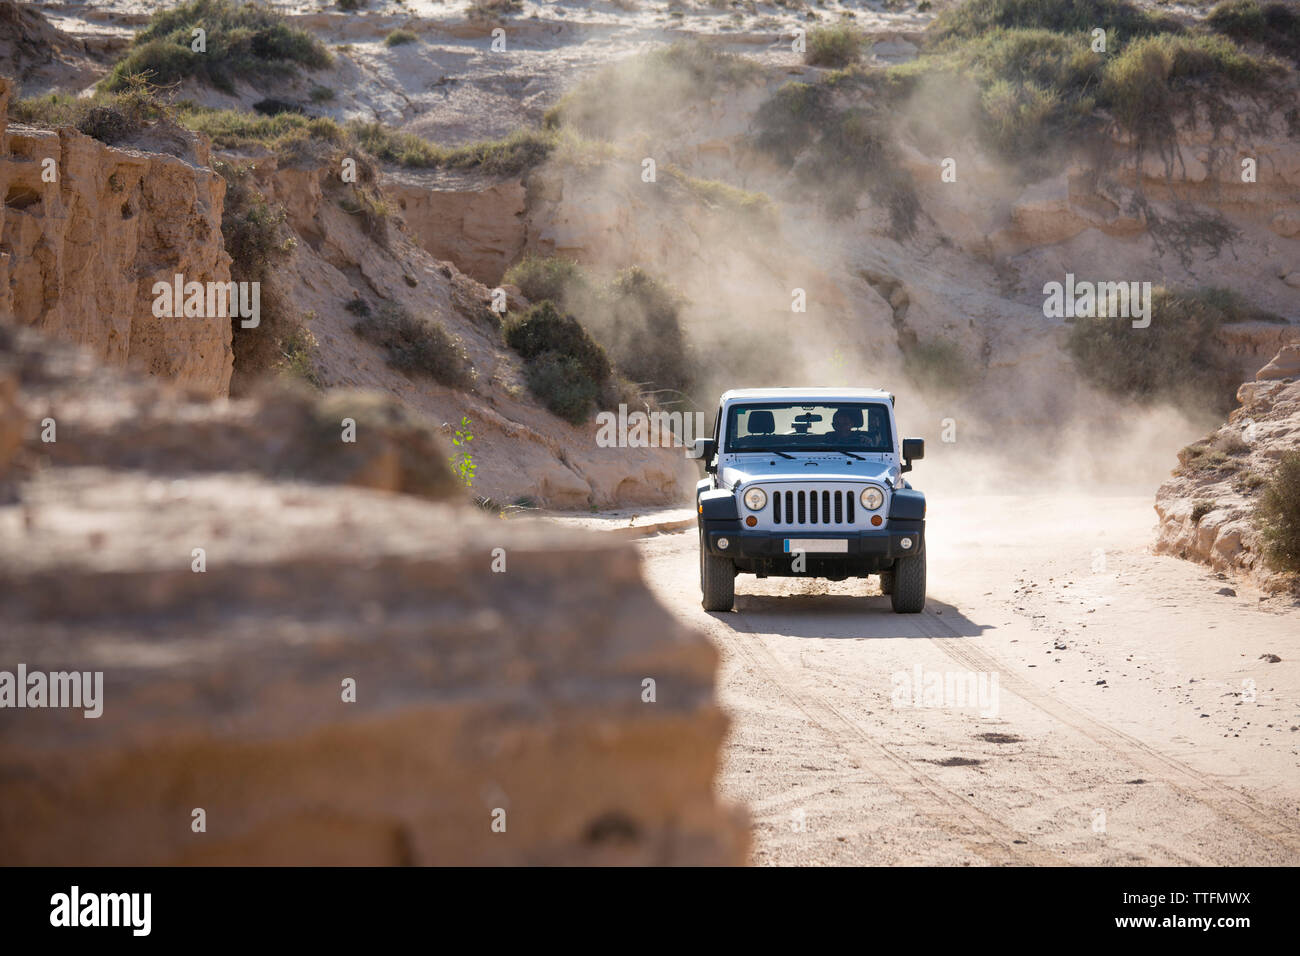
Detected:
[{"left": 725, "top": 402, "right": 894, "bottom": 454}]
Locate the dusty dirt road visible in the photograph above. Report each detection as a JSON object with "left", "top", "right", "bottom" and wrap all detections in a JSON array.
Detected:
[{"left": 631, "top": 494, "right": 1300, "bottom": 865}]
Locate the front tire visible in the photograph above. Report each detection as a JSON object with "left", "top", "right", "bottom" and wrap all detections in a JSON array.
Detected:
[
  {"left": 700, "top": 528, "right": 735, "bottom": 611},
  {"left": 890, "top": 552, "right": 926, "bottom": 614}
]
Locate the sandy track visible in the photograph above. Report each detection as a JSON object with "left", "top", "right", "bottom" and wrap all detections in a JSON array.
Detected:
[{"left": 633, "top": 494, "right": 1300, "bottom": 865}]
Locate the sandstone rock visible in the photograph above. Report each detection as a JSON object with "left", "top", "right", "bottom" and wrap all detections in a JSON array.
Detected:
[
  {"left": 386, "top": 171, "right": 527, "bottom": 286},
  {"left": 0, "top": 0, "right": 105, "bottom": 96},
  {"left": 9, "top": 324, "right": 461, "bottom": 500},
  {"left": 0, "top": 329, "right": 746, "bottom": 866},
  {"left": 1258, "top": 344, "right": 1300, "bottom": 381},
  {"left": 1155, "top": 345, "right": 1300, "bottom": 590},
  {"left": 0, "top": 78, "right": 233, "bottom": 397}
]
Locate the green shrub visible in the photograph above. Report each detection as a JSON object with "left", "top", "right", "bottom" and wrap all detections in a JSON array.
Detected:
[
  {"left": 502, "top": 256, "right": 589, "bottom": 307},
  {"left": 103, "top": 0, "right": 332, "bottom": 94},
  {"left": 336, "top": 0, "right": 366, "bottom": 9},
  {"left": 599, "top": 267, "right": 692, "bottom": 393},
  {"left": 337, "top": 186, "right": 393, "bottom": 247},
  {"left": 384, "top": 29, "right": 418, "bottom": 47},
  {"left": 468, "top": 0, "right": 523, "bottom": 20},
  {"left": 277, "top": 324, "right": 322, "bottom": 388},
  {"left": 929, "top": 0, "right": 1178, "bottom": 44},
  {"left": 1066, "top": 287, "right": 1245, "bottom": 415},
  {"left": 505, "top": 302, "right": 610, "bottom": 423},
  {"left": 12, "top": 77, "right": 167, "bottom": 145},
  {"left": 353, "top": 303, "right": 473, "bottom": 387},
  {"left": 1191, "top": 499, "right": 1216, "bottom": 523},
  {"left": 893, "top": 1, "right": 1280, "bottom": 176},
  {"left": 505, "top": 301, "right": 610, "bottom": 382},
  {"left": 752, "top": 82, "right": 834, "bottom": 164},
  {"left": 348, "top": 122, "right": 554, "bottom": 174},
  {"left": 1191, "top": 287, "right": 1286, "bottom": 324},
  {"left": 1209, "top": 0, "right": 1300, "bottom": 64},
  {"left": 217, "top": 161, "right": 296, "bottom": 283},
  {"left": 1101, "top": 32, "right": 1274, "bottom": 145},
  {"left": 751, "top": 83, "right": 918, "bottom": 233},
  {"left": 805, "top": 25, "right": 864, "bottom": 67},
  {"left": 1257, "top": 452, "right": 1300, "bottom": 572},
  {"left": 524, "top": 354, "right": 602, "bottom": 424},
  {"left": 1177, "top": 430, "right": 1249, "bottom": 477}
]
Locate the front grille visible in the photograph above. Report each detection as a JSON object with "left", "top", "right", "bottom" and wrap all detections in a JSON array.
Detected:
[{"left": 771, "top": 488, "right": 855, "bottom": 526}]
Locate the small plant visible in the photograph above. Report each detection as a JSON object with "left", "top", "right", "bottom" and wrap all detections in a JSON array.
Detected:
[
  {"left": 309, "top": 84, "right": 336, "bottom": 103},
  {"left": 467, "top": 0, "right": 523, "bottom": 20},
  {"left": 353, "top": 303, "right": 474, "bottom": 387},
  {"left": 344, "top": 297, "right": 372, "bottom": 317},
  {"left": 384, "top": 29, "right": 418, "bottom": 47},
  {"left": 337, "top": 186, "right": 393, "bottom": 247},
  {"left": 449, "top": 415, "right": 476, "bottom": 487},
  {"left": 336, "top": 0, "right": 366, "bottom": 9},
  {"left": 1237, "top": 471, "right": 1268, "bottom": 493},
  {"left": 217, "top": 162, "right": 297, "bottom": 282},
  {"left": 1257, "top": 452, "right": 1300, "bottom": 572},
  {"left": 277, "top": 324, "right": 322, "bottom": 388},
  {"left": 805, "top": 24, "right": 863, "bottom": 67},
  {"left": 1191, "top": 500, "right": 1216, "bottom": 523}
]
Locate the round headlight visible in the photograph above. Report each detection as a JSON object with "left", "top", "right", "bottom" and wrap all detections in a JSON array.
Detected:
[
  {"left": 743, "top": 487, "right": 768, "bottom": 511},
  {"left": 860, "top": 487, "right": 884, "bottom": 510}
]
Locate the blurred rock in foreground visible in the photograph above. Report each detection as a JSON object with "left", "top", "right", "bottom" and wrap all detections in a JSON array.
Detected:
[{"left": 0, "top": 327, "right": 745, "bottom": 865}]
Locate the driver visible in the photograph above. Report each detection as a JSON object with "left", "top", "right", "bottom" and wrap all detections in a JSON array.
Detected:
[
  {"left": 830, "top": 408, "right": 859, "bottom": 439},
  {"left": 828, "top": 407, "right": 881, "bottom": 446}
]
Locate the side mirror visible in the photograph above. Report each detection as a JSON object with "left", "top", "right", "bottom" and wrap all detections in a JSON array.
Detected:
[
  {"left": 901, "top": 438, "right": 924, "bottom": 473},
  {"left": 688, "top": 437, "right": 717, "bottom": 473}
]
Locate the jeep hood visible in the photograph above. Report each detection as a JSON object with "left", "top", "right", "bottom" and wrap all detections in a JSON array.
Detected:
[{"left": 719, "top": 454, "right": 900, "bottom": 488}]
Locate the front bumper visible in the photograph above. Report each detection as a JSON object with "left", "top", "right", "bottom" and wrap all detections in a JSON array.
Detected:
[{"left": 705, "top": 526, "right": 923, "bottom": 560}]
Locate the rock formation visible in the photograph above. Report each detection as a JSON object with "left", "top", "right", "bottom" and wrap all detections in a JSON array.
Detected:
[
  {"left": 0, "top": 325, "right": 746, "bottom": 865},
  {"left": 0, "top": 78, "right": 234, "bottom": 397},
  {"left": 1154, "top": 344, "right": 1300, "bottom": 589}
]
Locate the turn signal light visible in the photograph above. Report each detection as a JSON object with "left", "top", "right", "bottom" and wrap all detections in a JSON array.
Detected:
[
  {"left": 745, "top": 515, "right": 757, "bottom": 527},
  {"left": 871, "top": 515, "right": 883, "bottom": 527}
]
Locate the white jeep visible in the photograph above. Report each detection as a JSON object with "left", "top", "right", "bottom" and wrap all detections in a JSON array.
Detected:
[{"left": 689, "top": 388, "right": 926, "bottom": 613}]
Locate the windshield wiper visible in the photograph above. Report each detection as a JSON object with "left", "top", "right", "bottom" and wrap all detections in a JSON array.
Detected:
[
  {"left": 840, "top": 451, "right": 866, "bottom": 460},
  {"left": 739, "top": 448, "right": 794, "bottom": 459}
]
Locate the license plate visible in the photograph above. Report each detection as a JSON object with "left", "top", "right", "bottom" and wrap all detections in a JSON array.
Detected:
[{"left": 784, "top": 538, "right": 848, "bottom": 553}]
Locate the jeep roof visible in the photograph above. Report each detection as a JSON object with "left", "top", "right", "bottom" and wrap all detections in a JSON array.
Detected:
[{"left": 719, "top": 387, "right": 895, "bottom": 404}]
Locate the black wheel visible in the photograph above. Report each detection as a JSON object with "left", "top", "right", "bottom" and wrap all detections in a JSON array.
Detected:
[
  {"left": 890, "top": 552, "right": 926, "bottom": 614},
  {"left": 700, "top": 527, "right": 735, "bottom": 611},
  {"left": 878, "top": 570, "right": 894, "bottom": 596}
]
